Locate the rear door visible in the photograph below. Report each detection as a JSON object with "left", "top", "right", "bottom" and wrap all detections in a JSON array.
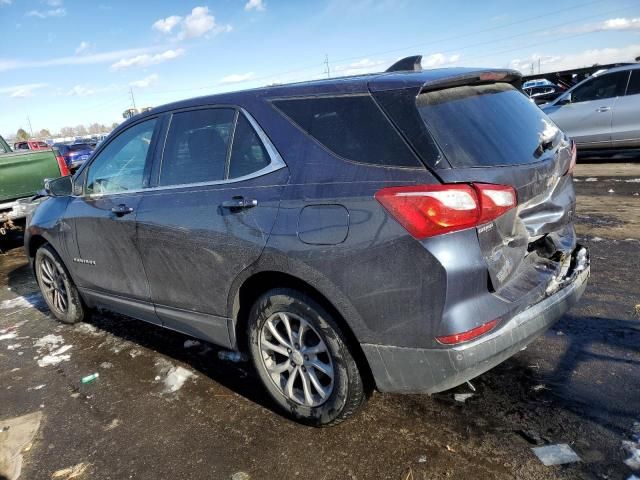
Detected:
[
  {"left": 65, "top": 117, "right": 160, "bottom": 322},
  {"left": 544, "top": 70, "right": 629, "bottom": 147},
  {"left": 611, "top": 69, "right": 640, "bottom": 148},
  {"left": 136, "top": 107, "right": 287, "bottom": 347}
]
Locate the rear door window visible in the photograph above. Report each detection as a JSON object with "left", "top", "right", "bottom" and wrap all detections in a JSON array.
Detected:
[
  {"left": 272, "top": 95, "right": 422, "bottom": 167},
  {"left": 228, "top": 114, "right": 270, "bottom": 179},
  {"left": 625, "top": 70, "right": 640, "bottom": 96},
  {"left": 571, "top": 71, "right": 629, "bottom": 103},
  {"left": 416, "top": 83, "right": 561, "bottom": 168},
  {"left": 160, "top": 108, "right": 235, "bottom": 186}
]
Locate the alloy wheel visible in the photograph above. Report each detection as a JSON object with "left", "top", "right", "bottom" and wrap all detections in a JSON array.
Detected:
[
  {"left": 39, "top": 256, "right": 68, "bottom": 314},
  {"left": 259, "top": 311, "right": 334, "bottom": 407}
]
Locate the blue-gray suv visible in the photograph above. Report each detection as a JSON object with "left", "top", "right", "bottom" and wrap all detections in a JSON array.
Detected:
[{"left": 26, "top": 56, "right": 589, "bottom": 426}]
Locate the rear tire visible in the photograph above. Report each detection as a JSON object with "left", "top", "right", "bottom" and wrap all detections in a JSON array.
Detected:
[
  {"left": 247, "top": 288, "right": 365, "bottom": 426},
  {"left": 35, "top": 244, "right": 87, "bottom": 324}
]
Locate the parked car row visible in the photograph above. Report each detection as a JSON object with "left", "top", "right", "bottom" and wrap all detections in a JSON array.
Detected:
[{"left": 53, "top": 142, "right": 96, "bottom": 171}]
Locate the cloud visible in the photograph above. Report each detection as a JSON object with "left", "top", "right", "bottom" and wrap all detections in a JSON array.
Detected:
[
  {"left": 245, "top": 0, "right": 265, "bottom": 12},
  {"left": 0, "top": 0, "right": 12, "bottom": 5},
  {"left": 219, "top": 72, "right": 255, "bottom": 84},
  {"left": 509, "top": 44, "right": 640, "bottom": 73},
  {"left": 66, "top": 85, "right": 96, "bottom": 96},
  {"left": 0, "top": 83, "right": 47, "bottom": 98},
  {"left": 152, "top": 6, "right": 232, "bottom": 41},
  {"left": 75, "top": 41, "right": 91, "bottom": 55},
  {"left": 26, "top": 7, "right": 65, "bottom": 18},
  {"left": 0, "top": 47, "right": 157, "bottom": 72},
  {"left": 422, "top": 53, "right": 461, "bottom": 68},
  {"left": 566, "top": 17, "right": 640, "bottom": 34},
  {"left": 45, "top": 0, "right": 63, "bottom": 5},
  {"left": 129, "top": 74, "right": 159, "bottom": 88},
  {"left": 111, "top": 49, "right": 185, "bottom": 70},
  {"left": 333, "top": 58, "right": 387, "bottom": 76},
  {"left": 153, "top": 15, "right": 182, "bottom": 34}
]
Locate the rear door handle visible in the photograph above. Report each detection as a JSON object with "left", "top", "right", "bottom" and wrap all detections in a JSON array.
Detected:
[
  {"left": 221, "top": 196, "right": 258, "bottom": 209},
  {"left": 111, "top": 204, "right": 134, "bottom": 216},
  {"left": 596, "top": 106, "right": 611, "bottom": 112}
]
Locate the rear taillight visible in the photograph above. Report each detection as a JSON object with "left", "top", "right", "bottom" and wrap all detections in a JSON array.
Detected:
[
  {"left": 436, "top": 319, "right": 499, "bottom": 345},
  {"left": 375, "top": 183, "right": 517, "bottom": 239},
  {"left": 56, "top": 155, "right": 70, "bottom": 177}
]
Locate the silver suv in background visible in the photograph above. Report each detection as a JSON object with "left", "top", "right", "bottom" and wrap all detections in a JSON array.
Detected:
[{"left": 542, "top": 64, "right": 640, "bottom": 151}]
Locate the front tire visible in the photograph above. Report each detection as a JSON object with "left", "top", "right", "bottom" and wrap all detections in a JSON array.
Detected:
[
  {"left": 35, "top": 244, "right": 86, "bottom": 324},
  {"left": 247, "top": 288, "right": 365, "bottom": 426}
]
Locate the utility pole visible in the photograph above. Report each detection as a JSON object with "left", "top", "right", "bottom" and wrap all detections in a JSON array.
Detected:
[
  {"left": 323, "top": 54, "right": 331, "bottom": 79},
  {"left": 26, "top": 116, "right": 33, "bottom": 137},
  {"left": 129, "top": 87, "right": 137, "bottom": 110},
  {"left": 538, "top": 58, "right": 541, "bottom": 74},
  {"left": 531, "top": 62, "right": 534, "bottom": 75}
]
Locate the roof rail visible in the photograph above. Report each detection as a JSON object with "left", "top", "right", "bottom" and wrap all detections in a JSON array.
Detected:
[{"left": 385, "top": 55, "right": 422, "bottom": 73}]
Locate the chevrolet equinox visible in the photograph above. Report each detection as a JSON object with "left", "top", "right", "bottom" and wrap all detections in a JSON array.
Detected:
[{"left": 26, "top": 56, "right": 589, "bottom": 426}]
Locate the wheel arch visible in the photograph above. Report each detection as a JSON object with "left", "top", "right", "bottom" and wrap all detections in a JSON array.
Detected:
[{"left": 231, "top": 269, "right": 375, "bottom": 392}]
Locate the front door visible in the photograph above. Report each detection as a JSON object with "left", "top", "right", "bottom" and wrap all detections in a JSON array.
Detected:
[
  {"left": 66, "top": 117, "right": 161, "bottom": 322},
  {"left": 136, "top": 108, "right": 287, "bottom": 347}
]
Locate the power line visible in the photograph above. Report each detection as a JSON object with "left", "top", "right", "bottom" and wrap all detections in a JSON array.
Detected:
[{"left": 141, "top": 0, "right": 640, "bottom": 98}]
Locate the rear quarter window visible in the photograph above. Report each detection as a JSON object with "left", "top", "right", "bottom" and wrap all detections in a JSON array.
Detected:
[
  {"left": 272, "top": 95, "right": 422, "bottom": 168},
  {"left": 417, "top": 83, "right": 560, "bottom": 168}
]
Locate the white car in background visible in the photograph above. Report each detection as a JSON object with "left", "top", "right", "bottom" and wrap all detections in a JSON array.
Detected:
[{"left": 541, "top": 64, "right": 640, "bottom": 150}]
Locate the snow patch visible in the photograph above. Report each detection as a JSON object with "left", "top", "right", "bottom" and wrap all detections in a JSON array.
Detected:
[
  {"left": 37, "top": 344, "right": 72, "bottom": 367},
  {"left": 591, "top": 237, "right": 604, "bottom": 242},
  {"left": 0, "top": 332, "right": 18, "bottom": 341},
  {"left": 183, "top": 340, "right": 201, "bottom": 349},
  {"left": 585, "top": 177, "right": 598, "bottom": 182},
  {"left": 34, "top": 334, "right": 64, "bottom": 350},
  {"left": 0, "top": 293, "right": 44, "bottom": 310},
  {"left": 163, "top": 366, "right": 194, "bottom": 393},
  {"left": 74, "top": 322, "right": 103, "bottom": 337},
  {"left": 624, "top": 178, "right": 640, "bottom": 183}
]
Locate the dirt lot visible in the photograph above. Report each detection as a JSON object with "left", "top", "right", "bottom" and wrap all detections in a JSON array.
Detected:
[{"left": 1, "top": 163, "right": 639, "bottom": 480}]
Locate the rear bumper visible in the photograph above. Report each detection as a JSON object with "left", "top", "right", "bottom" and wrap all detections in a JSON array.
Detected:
[{"left": 362, "top": 247, "right": 589, "bottom": 394}]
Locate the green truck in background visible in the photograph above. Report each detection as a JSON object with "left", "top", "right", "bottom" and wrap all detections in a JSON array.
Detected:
[{"left": 0, "top": 134, "right": 68, "bottom": 234}]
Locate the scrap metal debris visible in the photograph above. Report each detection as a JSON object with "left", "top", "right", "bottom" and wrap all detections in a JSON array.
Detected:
[{"left": 532, "top": 444, "right": 581, "bottom": 466}]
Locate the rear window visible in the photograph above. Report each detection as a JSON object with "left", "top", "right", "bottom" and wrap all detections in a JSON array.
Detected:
[
  {"left": 417, "top": 83, "right": 560, "bottom": 168},
  {"left": 69, "top": 144, "right": 93, "bottom": 151},
  {"left": 272, "top": 95, "right": 422, "bottom": 167}
]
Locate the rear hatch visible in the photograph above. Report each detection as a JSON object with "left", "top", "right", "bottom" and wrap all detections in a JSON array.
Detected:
[{"left": 372, "top": 74, "right": 577, "bottom": 298}]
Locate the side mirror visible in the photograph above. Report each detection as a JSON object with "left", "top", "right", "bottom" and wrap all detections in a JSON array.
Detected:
[{"left": 44, "top": 176, "right": 73, "bottom": 197}]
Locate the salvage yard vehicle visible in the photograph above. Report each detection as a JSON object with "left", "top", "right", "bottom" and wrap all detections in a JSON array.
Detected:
[
  {"left": 25, "top": 55, "right": 589, "bottom": 426},
  {"left": 542, "top": 63, "right": 640, "bottom": 151},
  {"left": 54, "top": 142, "right": 95, "bottom": 171},
  {"left": 14, "top": 140, "right": 49, "bottom": 151},
  {"left": 0, "top": 134, "right": 69, "bottom": 234}
]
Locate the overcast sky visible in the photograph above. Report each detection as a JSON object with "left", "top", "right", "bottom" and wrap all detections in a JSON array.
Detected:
[{"left": 1, "top": 0, "right": 640, "bottom": 137}]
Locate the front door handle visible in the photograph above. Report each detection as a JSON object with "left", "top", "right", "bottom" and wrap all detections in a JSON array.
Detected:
[
  {"left": 221, "top": 196, "right": 258, "bottom": 209},
  {"left": 111, "top": 204, "right": 134, "bottom": 216},
  {"left": 596, "top": 106, "right": 611, "bottom": 112}
]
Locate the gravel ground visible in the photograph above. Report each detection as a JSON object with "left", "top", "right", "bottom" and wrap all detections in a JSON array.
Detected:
[{"left": 0, "top": 162, "right": 639, "bottom": 480}]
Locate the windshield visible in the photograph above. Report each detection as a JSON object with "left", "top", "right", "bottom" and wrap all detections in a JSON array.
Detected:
[{"left": 417, "top": 83, "right": 561, "bottom": 168}]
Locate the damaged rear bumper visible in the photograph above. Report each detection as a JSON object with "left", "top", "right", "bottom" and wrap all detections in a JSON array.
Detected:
[{"left": 362, "top": 246, "right": 590, "bottom": 394}]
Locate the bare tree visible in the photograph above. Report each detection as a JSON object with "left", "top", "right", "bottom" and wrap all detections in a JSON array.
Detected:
[
  {"left": 74, "top": 125, "right": 88, "bottom": 136},
  {"left": 38, "top": 128, "right": 52, "bottom": 138},
  {"left": 60, "top": 127, "right": 75, "bottom": 137}
]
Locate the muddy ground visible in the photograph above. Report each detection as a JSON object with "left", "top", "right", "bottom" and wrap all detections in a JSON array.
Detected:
[{"left": 1, "top": 162, "right": 639, "bottom": 480}]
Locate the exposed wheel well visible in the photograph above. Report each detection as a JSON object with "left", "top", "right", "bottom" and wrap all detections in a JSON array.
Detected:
[
  {"left": 234, "top": 271, "right": 375, "bottom": 392},
  {"left": 28, "top": 235, "right": 48, "bottom": 259}
]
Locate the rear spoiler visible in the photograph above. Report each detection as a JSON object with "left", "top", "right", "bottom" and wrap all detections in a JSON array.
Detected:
[
  {"left": 372, "top": 55, "right": 522, "bottom": 93},
  {"left": 419, "top": 70, "right": 523, "bottom": 93}
]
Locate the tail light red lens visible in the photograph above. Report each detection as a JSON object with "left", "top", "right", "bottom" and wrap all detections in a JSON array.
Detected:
[
  {"left": 56, "top": 155, "right": 70, "bottom": 177},
  {"left": 375, "top": 183, "right": 516, "bottom": 240},
  {"left": 436, "top": 319, "right": 499, "bottom": 345}
]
